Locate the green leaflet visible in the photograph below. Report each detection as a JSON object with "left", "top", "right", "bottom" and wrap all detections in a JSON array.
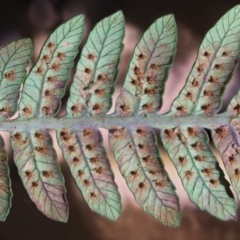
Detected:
[
  {"left": 0, "top": 135, "right": 12, "bottom": 221},
  {"left": 161, "top": 126, "right": 236, "bottom": 220},
  {"left": 11, "top": 130, "right": 68, "bottom": 222},
  {"left": 115, "top": 14, "right": 177, "bottom": 116},
  {"left": 109, "top": 126, "right": 181, "bottom": 227},
  {"left": 57, "top": 127, "right": 121, "bottom": 221},
  {"left": 211, "top": 90, "right": 240, "bottom": 201},
  {"left": 0, "top": 39, "right": 33, "bottom": 120},
  {"left": 211, "top": 123, "right": 240, "bottom": 201},
  {"left": 66, "top": 11, "right": 124, "bottom": 117},
  {"left": 19, "top": 14, "right": 85, "bottom": 119},
  {"left": 171, "top": 5, "right": 240, "bottom": 116}
]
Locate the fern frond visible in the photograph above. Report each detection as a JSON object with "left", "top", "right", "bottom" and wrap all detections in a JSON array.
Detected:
[{"left": 0, "top": 4, "right": 239, "bottom": 227}]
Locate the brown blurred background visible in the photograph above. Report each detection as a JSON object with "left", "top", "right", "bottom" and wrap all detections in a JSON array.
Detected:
[{"left": 1, "top": 0, "right": 240, "bottom": 239}]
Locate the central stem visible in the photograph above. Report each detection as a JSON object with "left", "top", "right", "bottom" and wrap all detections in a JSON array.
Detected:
[{"left": 1, "top": 114, "right": 234, "bottom": 132}]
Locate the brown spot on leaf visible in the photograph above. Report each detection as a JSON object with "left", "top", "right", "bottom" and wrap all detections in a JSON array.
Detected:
[
  {"left": 78, "top": 170, "right": 84, "bottom": 177},
  {"left": 154, "top": 180, "right": 165, "bottom": 188},
  {"left": 60, "top": 130, "right": 70, "bottom": 141},
  {"left": 131, "top": 79, "right": 140, "bottom": 86},
  {"left": 185, "top": 170, "right": 193, "bottom": 180},
  {"left": 222, "top": 51, "right": 228, "bottom": 57},
  {"left": 178, "top": 156, "right": 187, "bottom": 166},
  {"left": 201, "top": 104, "right": 211, "bottom": 114},
  {"left": 234, "top": 168, "right": 240, "bottom": 177},
  {"left": 191, "top": 142, "right": 203, "bottom": 151},
  {"left": 42, "top": 171, "right": 51, "bottom": 178},
  {"left": 85, "top": 68, "right": 91, "bottom": 74},
  {"left": 47, "top": 76, "right": 57, "bottom": 82},
  {"left": 214, "top": 126, "right": 227, "bottom": 138},
  {"left": 203, "top": 90, "right": 214, "bottom": 97},
  {"left": 176, "top": 106, "right": 186, "bottom": 114},
  {"left": 84, "top": 179, "right": 91, "bottom": 186},
  {"left": 120, "top": 104, "right": 130, "bottom": 112},
  {"left": 187, "top": 127, "right": 197, "bottom": 137},
  {"left": 83, "top": 129, "right": 92, "bottom": 137},
  {"left": 86, "top": 144, "right": 94, "bottom": 151},
  {"left": 186, "top": 91, "right": 193, "bottom": 100},
  {"left": 73, "top": 157, "right": 80, "bottom": 163},
  {"left": 25, "top": 170, "right": 33, "bottom": 179},
  {"left": 197, "top": 63, "right": 205, "bottom": 73},
  {"left": 130, "top": 171, "right": 138, "bottom": 177},
  {"left": 142, "top": 155, "right": 153, "bottom": 163},
  {"left": 97, "top": 74, "right": 107, "bottom": 81},
  {"left": 36, "top": 65, "right": 44, "bottom": 74},
  {"left": 71, "top": 105, "right": 82, "bottom": 114},
  {"left": 13, "top": 132, "right": 22, "bottom": 141},
  {"left": 42, "top": 54, "right": 50, "bottom": 62},
  {"left": 51, "top": 62, "right": 61, "bottom": 71},
  {"left": 35, "top": 147, "right": 45, "bottom": 153},
  {"left": 150, "top": 64, "right": 159, "bottom": 70},
  {"left": 90, "top": 192, "right": 97, "bottom": 198},
  {"left": 109, "top": 128, "right": 125, "bottom": 138},
  {"left": 4, "top": 70, "right": 16, "bottom": 80},
  {"left": 68, "top": 145, "right": 76, "bottom": 152},
  {"left": 234, "top": 104, "right": 240, "bottom": 114},
  {"left": 44, "top": 90, "right": 51, "bottom": 97},
  {"left": 138, "top": 144, "right": 147, "bottom": 151},
  {"left": 138, "top": 53, "right": 145, "bottom": 60},
  {"left": 149, "top": 169, "right": 158, "bottom": 175},
  {"left": 144, "top": 88, "right": 155, "bottom": 95},
  {"left": 47, "top": 42, "right": 55, "bottom": 49},
  {"left": 214, "top": 64, "right": 223, "bottom": 70},
  {"left": 192, "top": 78, "right": 199, "bottom": 87},
  {"left": 229, "top": 154, "right": 236, "bottom": 165},
  {"left": 57, "top": 52, "right": 65, "bottom": 61},
  {"left": 208, "top": 76, "right": 218, "bottom": 84},
  {"left": 42, "top": 106, "right": 51, "bottom": 116},
  {"left": 147, "top": 76, "right": 155, "bottom": 84},
  {"left": 201, "top": 168, "right": 212, "bottom": 177},
  {"left": 34, "top": 131, "right": 44, "bottom": 139},
  {"left": 134, "top": 66, "right": 142, "bottom": 78},
  {"left": 164, "top": 129, "right": 175, "bottom": 139},
  {"left": 204, "top": 51, "right": 211, "bottom": 58},
  {"left": 87, "top": 53, "right": 95, "bottom": 60},
  {"left": 92, "top": 104, "right": 102, "bottom": 111},
  {"left": 94, "top": 89, "right": 105, "bottom": 96},
  {"left": 136, "top": 128, "right": 146, "bottom": 135},
  {"left": 210, "top": 179, "right": 218, "bottom": 187},
  {"left": 32, "top": 181, "right": 39, "bottom": 188},
  {"left": 22, "top": 107, "right": 32, "bottom": 115},
  {"left": 142, "top": 103, "right": 153, "bottom": 112},
  {"left": 90, "top": 157, "right": 97, "bottom": 164},
  {"left": 95, "top": 167, "right": 103, "bottom": 174},
  {"left": 138, "top": 182, "right": 145, "bottom": 189}
]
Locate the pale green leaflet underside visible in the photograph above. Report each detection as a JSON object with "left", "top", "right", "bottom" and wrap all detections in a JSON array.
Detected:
[{"left": 0, "top": 5, "right": 239, "bottom": 227}]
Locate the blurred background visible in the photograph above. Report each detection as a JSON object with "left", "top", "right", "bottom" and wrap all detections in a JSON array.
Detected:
[{"left": 1, "top": 0, "right": 240, "bottom": 239}]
